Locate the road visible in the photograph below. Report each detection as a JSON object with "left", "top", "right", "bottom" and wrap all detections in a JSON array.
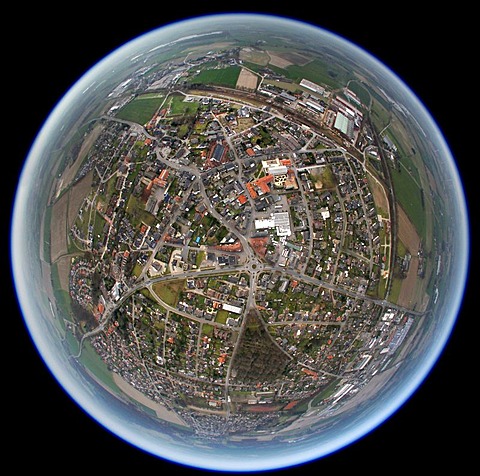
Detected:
[
  {"left": 75, "top": 247, "right": 423, "bottom": 359},
  {"left": 75, "top": 101, "right": 420, "bottom": 365}
]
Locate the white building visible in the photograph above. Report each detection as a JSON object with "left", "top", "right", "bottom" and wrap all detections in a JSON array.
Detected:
[
  {"left": 300, "top": 78, "right": 326, "bottom": 96},
  {"left": 255, "top": 212, "right": 292, "bottom": 237},
  {"left": 255, "top": 218, "right": 275, "bottom": 230},
  {"left": 274, "top": 212, "right": 291, "bottom": 237},
  {"left": 268, "top": 165, "right": 288, "bottom": 176},
  {"left": 223, "top": 303, "right": 243, "bottom": 314},
  {"left": 334, "top": 112, "right": 354, "bottom": 138}
]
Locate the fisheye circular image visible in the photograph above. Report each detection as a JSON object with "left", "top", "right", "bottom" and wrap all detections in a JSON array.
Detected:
[{"left": 11, "top": 12, "right": 469, "bottom": 472}]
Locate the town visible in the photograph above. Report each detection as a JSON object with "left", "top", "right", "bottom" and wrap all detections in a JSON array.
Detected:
[{"left": 54, "top": 44, "right": 427, "bottom": 439}]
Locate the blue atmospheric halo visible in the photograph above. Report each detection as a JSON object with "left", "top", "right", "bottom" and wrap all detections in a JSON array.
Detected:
[{"left": 11, "top": 13, "right": 469, "bottom": 472}]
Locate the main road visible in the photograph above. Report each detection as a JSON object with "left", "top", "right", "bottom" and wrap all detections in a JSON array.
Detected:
[
  {"left": 80, "top": 89, "right": 415, "bottom": 364},
  {"left": 75, "top": 248, "right": 424, "bottom": 358}
]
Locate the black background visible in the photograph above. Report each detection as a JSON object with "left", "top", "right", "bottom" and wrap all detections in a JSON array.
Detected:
[{"left": 6, "top": 2, "right": 475, "bottom": 472}]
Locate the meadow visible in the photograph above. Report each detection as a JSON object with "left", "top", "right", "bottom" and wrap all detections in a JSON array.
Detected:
[
  {"left": 116, "top": 93, "right": 165, "bottom": 125},
  {"left": 191, "top": 65, "right": 241, "bottom": 88}
]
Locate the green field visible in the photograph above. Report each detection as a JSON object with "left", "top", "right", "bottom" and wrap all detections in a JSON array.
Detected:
[
  {"left": 346, "top": 81, "right": 371, "bottom": 107},
  {"left": 196, "top": 251, "right": 206, "bottom": 268},
  {"left": 116, "top": 94, "right": 164, "bottom": 125},
  {"left": 191, "top": 66, "right": 241, "bottom": 88},
  {"left": 152, "top": 279, "right": 185, "bottom": 307},
  {"left": 270, "top": 59, "right": 353, "bottom": 90},
  {"left": 215, "top": 309, "right": 229, "bottom": 324},
  {"left": 126, "top": 194, "right": 157, "bottom": 228},
  {"left": 371, "top": 97, "right": 391, "bottom": 131},
  {"left": 43, "top": 206, "right": 53, "bottom": 263},
  {"left": 51, "top": 262, "right": 72, "bottom": 317},
  {"left": 78, "top": 340, "right": 120, "bottom": 391},
  {"left": 389, "top": 275, "right": 403, "bottom": 304},
  {"left": 369, "top": 86, "right": 429, "bottom": 242},
  {"left": 390, "top": 165, "right": 426, "bottom": 240},
  {"left": 93, "top": 211, "right": 107, "bottom": 246},
  {"left": 167, "top": 94, "right": 200, "bottom": 116},
  {"left": 383, "top": 123, "right": 427, "bottom": 241}
]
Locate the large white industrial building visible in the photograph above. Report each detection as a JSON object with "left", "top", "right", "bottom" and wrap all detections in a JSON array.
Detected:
[{"left": 254, "top": 212, "right": 292, "bottom": 237}]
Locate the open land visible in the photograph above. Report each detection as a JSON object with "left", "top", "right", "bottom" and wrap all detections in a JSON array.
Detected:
[
  {"left": 397, "top": 205, "right": 422, "bottom": 309},
  {"left": 112, "top": 373, "right": 188, "bottom": 426},
  {"left": 236, "top": 68, "right": 259, "bottom": 90},
  {"left": 51, "top": 170, "right": 93, "bottom": 262},
  {"left": 57, "top": 124, "right": 104, "bottom": 197},
  {"left": 50, "top": 192, "right": 69, "bottom": 263}
]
